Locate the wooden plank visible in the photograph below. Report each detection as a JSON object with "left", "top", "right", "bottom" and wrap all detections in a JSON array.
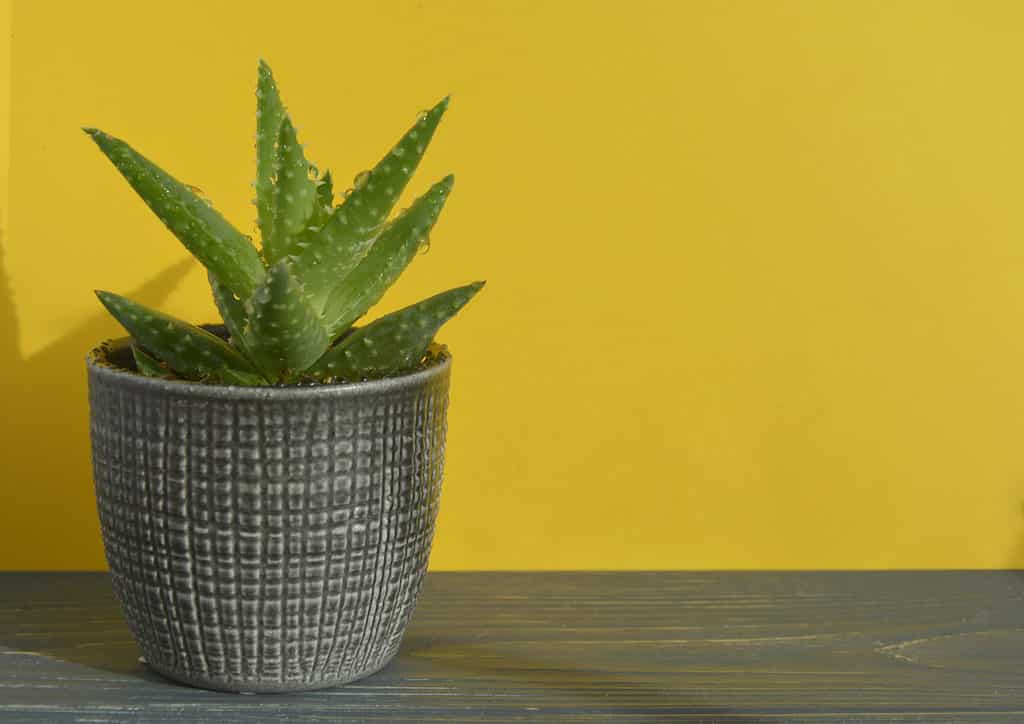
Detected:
[{"left": 0, "top": 572, "right": 1022, "bottom": 721}]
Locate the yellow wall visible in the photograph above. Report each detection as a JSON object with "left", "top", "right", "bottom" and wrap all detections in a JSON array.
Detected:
[{"left": 4, "top": 0, "right": 1024, "bottom": 570}]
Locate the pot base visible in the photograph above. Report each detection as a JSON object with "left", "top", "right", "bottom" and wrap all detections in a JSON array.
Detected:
[{"left": 145, "top": 653, "right": 397, "bottom": 694}]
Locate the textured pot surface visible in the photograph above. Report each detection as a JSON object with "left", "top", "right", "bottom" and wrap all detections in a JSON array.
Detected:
[{"left": 86, "top": 339, "right": 450, "bottom": 692}]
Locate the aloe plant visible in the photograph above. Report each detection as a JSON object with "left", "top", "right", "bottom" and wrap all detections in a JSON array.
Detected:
[{"left": 86, "top": 60, "right": 483, "bottom": 385}]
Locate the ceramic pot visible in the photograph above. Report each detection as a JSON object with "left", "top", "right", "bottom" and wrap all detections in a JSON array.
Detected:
[{"left": 86, "top": 332, "right": 450, "bottom": 692}]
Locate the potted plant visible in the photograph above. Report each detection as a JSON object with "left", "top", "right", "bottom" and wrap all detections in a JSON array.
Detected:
[{"left": 84, "top": 60, "right": 483, "bottom": 693}]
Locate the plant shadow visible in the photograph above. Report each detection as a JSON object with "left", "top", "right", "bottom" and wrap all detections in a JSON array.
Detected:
[
  {"left": 0, "top": 570, "right": 771, "bottom": 719},
  {"left": 0, "top": 212, "right": 195, "bottom": 569},
  {"left": 394, "top": 633, "right": 775, "bottom": 723}
]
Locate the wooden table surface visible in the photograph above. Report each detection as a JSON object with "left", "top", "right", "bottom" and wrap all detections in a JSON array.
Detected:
[{"left": 0, "top": 571, "right": 1021, "bottom": 722}]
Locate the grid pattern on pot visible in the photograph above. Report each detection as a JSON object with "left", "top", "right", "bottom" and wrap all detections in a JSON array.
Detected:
[{"left": 88, "top": 374, "right": 448, "bottom": 689}]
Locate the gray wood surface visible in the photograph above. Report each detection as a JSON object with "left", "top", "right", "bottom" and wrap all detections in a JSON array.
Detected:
[{"left": 0, "top": 571, "right": 1021, "bottom": 722}]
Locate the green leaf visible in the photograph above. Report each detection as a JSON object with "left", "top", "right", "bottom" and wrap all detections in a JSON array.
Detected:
[
  {"left": 289, "top": 171, "right": 334, "bottom": 261},
  {"left": 206, "top": 367, "right": 266, "bottom": 386},
  {"left": 208, "top": 271, "right": 255, "bottom": 358},
  {"left": 292, "top": 96, "right": 451, "bottom": 312},
  {"left": 322, "top": 175, "right": 454, "bottom": 338},
  {"left": 308, "top": 170, "right": 334, "bottom": 228},
  {"left": 96, "top": 290, "right": 260, "bottom": 380},
  {"left": 244, "top": 260, "right": 330, "bottom": 378},
  {"left": 131, "top": 344, "right": 170, "bottom": 378},
  {"left": 256, "top": 59, "right": 286, "bottom": 247},
  {"left": 84, "top": 128, "right": 265, "bottom": 300},
  {"left": 311, "top": 281, "right": 484, "bottom": 380},
  {"left": 264, "top": 115, "right": 317, "bottom": 265}
]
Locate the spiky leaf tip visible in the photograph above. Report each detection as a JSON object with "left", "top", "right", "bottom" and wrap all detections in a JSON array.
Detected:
[
  {"left": 256, "top": 59, "right": 286, "bottom": 243},
  {"left": 292, "top": 96, "right": 451, "bottom": 312},
  {"left": 316, "top": 170, "right": 334, "bottom": 208},
  {"left": 311, "top": 280, "right": 484, "bottom": 380},
  {"left": 308, "top": 170, "right": 334, "bottom": 227},
  {"left": 96, "top": 290, "right": 260, "bottom": 381},
  {"left": 244, "top": 260, "right": 330, "bottom": 378},
  {"left": 84, "top": 128, "right": 265, "bottom": 300},
  {"left": 340, "top": 94, "right": 450, "bottom": 235},
  {"left": 322, "top": 174, "right": 455, "bottom": 338}
]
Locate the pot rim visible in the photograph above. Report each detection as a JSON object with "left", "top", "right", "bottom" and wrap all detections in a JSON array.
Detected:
[{"left": 86, "top": 333, "right": 452, "bottom": 401}]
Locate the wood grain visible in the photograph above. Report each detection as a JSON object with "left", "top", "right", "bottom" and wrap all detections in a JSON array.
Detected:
[{"left": 1, "top": 572, "right": 1022, "bottom": 722}]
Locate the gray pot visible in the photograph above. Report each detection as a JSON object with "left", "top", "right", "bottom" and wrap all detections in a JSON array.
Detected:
[{"left": 86, "top": 333, "right": 451, "bottom": 693}]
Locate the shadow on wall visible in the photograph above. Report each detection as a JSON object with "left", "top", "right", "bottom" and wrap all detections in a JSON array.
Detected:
[{"left": 0, "top": 217, "right": 194, "bottom": 569}]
